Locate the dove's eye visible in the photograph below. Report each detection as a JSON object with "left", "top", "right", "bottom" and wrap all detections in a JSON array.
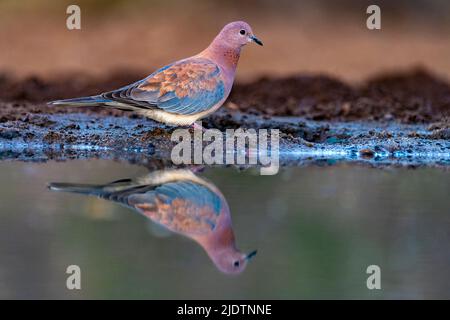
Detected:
[
  {"left": 239, "top": 29, "right": 246, "bottom": 35},
  {"left": 233, "top": 260, "right": 240, "bottom": 267}
]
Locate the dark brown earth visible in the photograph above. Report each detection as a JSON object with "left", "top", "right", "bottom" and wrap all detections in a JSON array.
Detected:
[
  {"left": 0, "top": 67, "right": 449, "bottom": 124},
  {"left": 230, "top": 68, "right": 450, "bottom": 123},
  {"left": 0, "top": 68, "right": 449, "bottom": 168}
]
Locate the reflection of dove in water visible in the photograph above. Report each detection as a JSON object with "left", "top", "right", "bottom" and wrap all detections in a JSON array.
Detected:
[{"left": 49, "top": 169, "right": 256, "bottom": 274}]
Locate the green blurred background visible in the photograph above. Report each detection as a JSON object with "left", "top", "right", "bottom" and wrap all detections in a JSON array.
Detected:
[{"left": 0, "top": 160, "right": 449, "bottom": 299}]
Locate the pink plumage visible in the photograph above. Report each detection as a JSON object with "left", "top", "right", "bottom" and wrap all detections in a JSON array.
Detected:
[{"left": 49, "top": 21, "right": 263, "bottom": 126}]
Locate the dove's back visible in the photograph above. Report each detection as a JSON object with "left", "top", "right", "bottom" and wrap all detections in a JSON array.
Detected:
[{"left": 48, "top": 57, "right": 229, "bottom": 125}]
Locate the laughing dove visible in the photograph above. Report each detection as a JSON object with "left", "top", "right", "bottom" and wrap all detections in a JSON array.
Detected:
[
  {"left": 49, "top": 21, "right": 263, "bottom": 126},
  {"left": 49, "top": 169, "right": 257, "bottom": 274}
]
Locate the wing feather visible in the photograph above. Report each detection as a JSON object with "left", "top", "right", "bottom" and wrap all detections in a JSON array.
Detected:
[
  {"left": 101, "top": 58, "right": 225, "bottom": 115},
  {"left": 128, "top": 181, "right": 223, "bottom": 235}
]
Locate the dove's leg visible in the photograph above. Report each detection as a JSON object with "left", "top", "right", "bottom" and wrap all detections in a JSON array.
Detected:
[
  {"left": 189, "top": 165, "right": 206, "bottom": 173},
  {"left": 192, "top": 122, "right": 206, "bottom": 132}
]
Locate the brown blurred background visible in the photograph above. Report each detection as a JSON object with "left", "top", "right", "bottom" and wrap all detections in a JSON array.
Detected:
[{"left": 0, "top": 0, "right": 449, "bottom": 83}]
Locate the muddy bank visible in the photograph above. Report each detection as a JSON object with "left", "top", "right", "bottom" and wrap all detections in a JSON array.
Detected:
[
  {"left": 231, "top": 68, "right": 450, "bottom": 123},
  {"left": 0, "top": 68, "right": 449, "bottom": 168},
  {"left": 0, "top": 109, "right": 449, "bottom": 168},
  {"left": 1, "top": 68, "right": 450, "bottom": 124}
]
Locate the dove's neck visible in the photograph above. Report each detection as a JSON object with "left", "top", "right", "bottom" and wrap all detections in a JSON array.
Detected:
[
  {"left": 200, "top": 221, "right": 237, "bottom": 254},
  {"left": 199, "top": 40, "right": 241, "bottom": 75}
]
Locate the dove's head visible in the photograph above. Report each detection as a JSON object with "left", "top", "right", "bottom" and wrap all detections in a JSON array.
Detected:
[
  {"left": 211, "top": 248, "right": 258, "bottom": 275},
  {"left": 217, "top": 21, "right": 263, "bottom": 49}
]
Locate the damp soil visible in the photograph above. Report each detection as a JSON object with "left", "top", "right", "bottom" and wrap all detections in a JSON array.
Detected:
[
  {"left": 0, "top": 68, "right": 449, "bottom": 167},
  {"left": 1, "top": 67, "right": 450, "bottom": 123}
]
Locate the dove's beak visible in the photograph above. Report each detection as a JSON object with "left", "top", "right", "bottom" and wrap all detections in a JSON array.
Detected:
[
  {"left": 250, "top": 35, "right": 263, "bottom": 46},
  {"left": 245, "top": 250, "right": 258, "bottom": 261}
]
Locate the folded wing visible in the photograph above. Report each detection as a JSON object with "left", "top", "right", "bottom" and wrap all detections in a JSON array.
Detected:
[
  {"left": 102, "top": 58, "right": 225, "bottom": 115},
  {"left": 128, "top": 181, "right": 223, "bottom": 235}
]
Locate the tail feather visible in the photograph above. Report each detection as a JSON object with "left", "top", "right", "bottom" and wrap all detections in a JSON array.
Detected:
[
  {"left": 48, "top": 95, "right": 111, "bottom": 106},
  {"left": 48, "top": 178, "right": 150, "bottom": 201},
  {"left": 48, "top": 178, "right": 156, "bottom": 207},
  {"left": 48, "top": 182, "right": 109, "bottom": 196}
]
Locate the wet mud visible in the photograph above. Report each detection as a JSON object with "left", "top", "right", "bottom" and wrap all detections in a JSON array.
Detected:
[{"left": 0, "top": 69, "right": 449, "bottom": 168}]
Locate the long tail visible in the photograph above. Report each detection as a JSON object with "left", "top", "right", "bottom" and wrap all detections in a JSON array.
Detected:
[
  {"left": 48, "top": 182, "right": 107, "bottom": 195},
  {"left": 48, "top": 178, "right": 154, "bottom": 206},
  {"left": 48, "top": 179, "right": 135, "bottom": 197},
  {"left": 47, "top": 95, "right": 112, "bottom": 106}
]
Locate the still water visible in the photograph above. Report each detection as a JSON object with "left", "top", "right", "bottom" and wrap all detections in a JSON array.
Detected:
[{"left": 0, "top": 160, "right": 449, "bottom": 299}]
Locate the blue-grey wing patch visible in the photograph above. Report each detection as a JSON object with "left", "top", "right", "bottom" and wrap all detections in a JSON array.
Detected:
[
  {"left": 101, "top": 58, "right": 225, "bottom": 115},
  {"left": 128, "top": 181, "right": 223, "bottom": 235}
]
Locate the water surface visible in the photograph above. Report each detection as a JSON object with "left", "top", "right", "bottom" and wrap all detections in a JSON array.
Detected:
[{"left": 0, "top": 160, "right": 449, "bottom": 299}]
